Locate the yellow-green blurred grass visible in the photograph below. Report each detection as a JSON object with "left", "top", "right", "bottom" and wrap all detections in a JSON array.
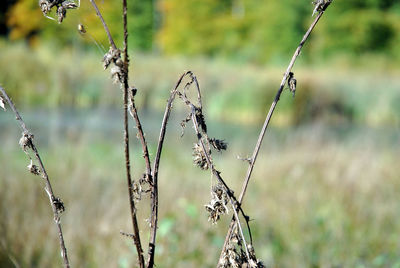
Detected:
[{"left": 0, "top": 123, "right": 399, "bottom": 267}]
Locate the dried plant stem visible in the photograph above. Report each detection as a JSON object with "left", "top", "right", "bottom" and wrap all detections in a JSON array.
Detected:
[
  {"left": 187, "top": 103, "right": 250, "bottom": 261},
  {"left": 89, "top": 0, "right": 117, "bottom": 50},
  {"left": 0, "top": 87, "right": 70, "bottom": 268},
  {"left": 147, "top": 72, "right": 190, "bottom": 268},
  {"left": 218, "top": 2, "right": 333, "bottom": 264},
  {"left": 153, "top": 72, "right": 253, "bottom": 263},
  {"left": 121, "top": 0, "right": 145, "bottom": 267}
]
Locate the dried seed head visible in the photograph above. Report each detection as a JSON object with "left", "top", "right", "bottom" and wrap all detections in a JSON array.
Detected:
[
  {"left": 132, "top": 180, "right": 142, "bottom": 202},
  {"left": 195, "top": 108, "right": 207, "bottom": 133},
  {"left": 115, "top": 58, "right": 124, "bottom": 68},
  {"left": 19, "top": 132, "right": 34, "bottom": 152},
  {"left": 288, "top": 72, "right": 297, "bottom": 98},
  {"left": 39, "top": 0, "right": 78, "bottom": 22},
  {"left": 132, "top": 174, "right": 151, "bottom": 202},
  {"left": 209, "top": 138, "right": 228, "bottom": 152},
  {"left": 205, "top": 183, "right": 229, "bottom": 224},
  {"left": 78, "top": 23, "right": 86, "bottom": 34},
  {"left": 57, "top": 6, "right": 66, "bottom": 23},
  {"left": 110, "top": 65, "right": 123, "bottom": 84},
  {"left": 102, "top": 47, "right": 121, "bottom": 70},
  {"left": 193, "top": 143, "right": 209, "bottom": 170},
  {"left": 130, "top": 87, "right": 137, "bottom": 98},
  {"left": 312, "top": 0, "right": 329, "bottom": 16},
  {"left": 219, "top": 244, "right": 244, "bottom": 268},
  {"left": 39, "top": 0, "right": 52, "bottom": 15},
  {"left": 27, "top": 160, "right": 41, "bottom": 175},
  {"left": 52, "top": 197, "right": 65, "bottom": 214}
]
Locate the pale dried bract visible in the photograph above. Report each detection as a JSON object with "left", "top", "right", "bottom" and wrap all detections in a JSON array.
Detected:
[
  {"left": 205, "top": 183, "right": 229, "bottom": 224},
  {"left": 111, "top": 65, "right": 123, "bottom": 84},
  {"left": 102, "top": 47, "right": 122, "bottom": 70},
  {"left": 39, "top": 0, "right": 78, "bottom": 23},
  {"left": 19, "top": 132, "right": 34, "bottom": 153},
  {"left": 193, "top": 142, "right": 209, "bottom": 170},
  {"left": 27, "top": 160, "right": 41, "bottom": 175}
]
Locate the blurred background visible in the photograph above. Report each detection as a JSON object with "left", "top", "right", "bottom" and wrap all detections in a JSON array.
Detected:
[{"left": 0, "top": 0, "right": 400, "bottom": 267}]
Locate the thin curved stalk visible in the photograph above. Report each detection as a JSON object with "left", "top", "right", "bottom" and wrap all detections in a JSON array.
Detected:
[
  {"left": 0, "top": 87, "right": 70, "bottom": 268},
  {"left": 218, "top": 2, "right": 334, "bottom": 264}
]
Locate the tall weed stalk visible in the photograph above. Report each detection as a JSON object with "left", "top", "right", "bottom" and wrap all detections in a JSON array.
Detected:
[{"left": 1, "top": 0, "right": 335, "bottom": 267}]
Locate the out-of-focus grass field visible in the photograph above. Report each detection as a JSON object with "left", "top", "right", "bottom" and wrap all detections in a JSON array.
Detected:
[{"left": 0, "top": 42, "right": 400, "bottom": 267}]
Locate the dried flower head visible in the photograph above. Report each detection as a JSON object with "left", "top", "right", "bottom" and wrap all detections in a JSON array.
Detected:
[
  {"left": 219, "top": 244, "right": 244, "bottom": 268},
  {"left": 288, "top": 72, "right": 297, "bottom": 98},
  {"left": 132, "top": 174, "right": 151, "bottom": 202},
  {"left": 52, "top": 197, "right": 65, "bottom": 214},
  {"left": 312, "top": 0, "right": 331, "bottom": 16},
  {"left": 193, "top": 143, "right": 209, "bottom": 170},
  {"left": 102, "top": 47, "right": 121, "bottom": 70},
  {"left": 19, "top": 132, "right": 34, "bottom": 153},
  {"left": 27, "top": 160, "right": 41, "bottom": 175},
  {"left": 209, "top": 138, "right": 228, "bottom": 152},
  {"left": 77, "top": 23, "right": 86, "bottom": 34},
  {"left": 205, "top": 183, "right": 229, "bottom": 224},
  {"left": 195, "top": 107, "right": 207, "bottom": 133},
  {"left": 130, "top": 87, "right": 137, "bottom": 98},
  {"left": 110, "top": 65, "right": 123, "bottom": 84},
  {"left": 39, "top": 0, "right": 78, "bottom": 23}
]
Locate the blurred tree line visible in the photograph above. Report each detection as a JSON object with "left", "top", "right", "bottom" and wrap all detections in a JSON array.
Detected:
[{"left": 2, "top": 0, "right": 400, "bottom": 63}]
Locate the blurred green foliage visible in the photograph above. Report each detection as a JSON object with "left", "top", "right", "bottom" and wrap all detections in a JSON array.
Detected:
[
  {"left": 0, "top": 41, "right": 399, "bottom": 128},
  {"left": 4, "top": 0, "right": 400, "bottom": 62}
]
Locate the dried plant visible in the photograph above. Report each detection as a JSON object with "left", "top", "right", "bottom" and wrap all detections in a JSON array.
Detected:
[
  {"left": 0, "top": 87, "right": 70, "bottom": 268},
  {"left": 218, "top": 0, "right": 334, "bottom": 263},
  {"left": 39, "top": 0, "right": 79, "bottom": 23},
  {"left": 1, "top": 0, "right": 335, "bottom": 267}
]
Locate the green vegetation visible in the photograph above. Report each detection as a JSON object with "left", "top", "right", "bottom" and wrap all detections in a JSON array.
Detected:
[
  {"left": 0, "top": 41, "right": 399, "bottom": 128},
  {"left": 4, "top": 0, "right": 400, "bottom": 63}
]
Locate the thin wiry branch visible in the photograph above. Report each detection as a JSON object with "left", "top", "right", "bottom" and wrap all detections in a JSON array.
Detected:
[
  {"left": 152, "top": 72, "right": 254, "bottom": 265},
  {"left": 218, "top": 1, "right": 334, "bottom": 264},
  {"left": 121, "top": 0, "right": 145, "bottom": 267},
  {"left": 147, "top": 71, "right": 191, "bottom": 268},
  {"left": 88, "top": 0, "right": 145, "bottom": 265},
  {"left": 0, "top": 87, "right": 70, "bottom": 268},
  {"left": 88, "top": 0, "right": 117, "bottom": 50}
]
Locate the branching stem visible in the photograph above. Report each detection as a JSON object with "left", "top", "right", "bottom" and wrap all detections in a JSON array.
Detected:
[{"left": 218, "top": 2, "right": 333, "bottom": 264}]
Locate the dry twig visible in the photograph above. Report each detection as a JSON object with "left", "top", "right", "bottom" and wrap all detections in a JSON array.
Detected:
[
  {"left": 88, "top": 1, "right": 145, "bottom": 266},
  {"left": 218, "top": 1, "right": 334, "bottom": 265},
  {"left": 0, "top": 87, "right": 70, "bottom": 268}
]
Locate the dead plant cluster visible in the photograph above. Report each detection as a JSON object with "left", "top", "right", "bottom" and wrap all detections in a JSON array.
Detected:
[{"left": 0, "top": 0, "right": 334, "bottom": 267}]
